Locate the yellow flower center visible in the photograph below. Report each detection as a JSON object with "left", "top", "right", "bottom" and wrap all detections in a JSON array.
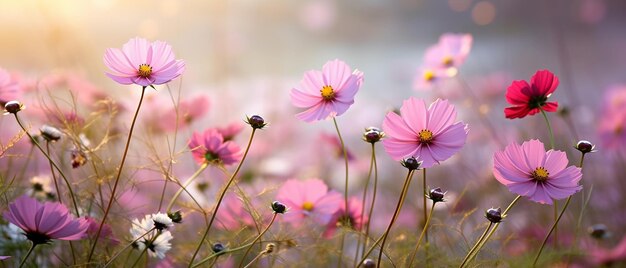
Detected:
[
  {"left": 531, "top": 167, "right": 549, "bottom": 182},
  {"left": 302, "top": 201, "right": 314, "bottom": 211},
  {"left": 418, "top": 129, "right": 434, "bottom": 143},
  {"left": 320, "top": 85, "right": 335, "bottom": 101},
  {"left": 138, "top": 64, "right": 152, "bottom": 78},
  {"left": 423, "top": 70, "right": 435, "bottom": 81},
  {"left": 442, "top": 55, "right": 454, "bottom": 67}
]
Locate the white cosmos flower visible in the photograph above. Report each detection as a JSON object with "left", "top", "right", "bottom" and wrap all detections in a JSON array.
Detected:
[{"left": 129, "top": 214, "right": 174, "bottom": 259}]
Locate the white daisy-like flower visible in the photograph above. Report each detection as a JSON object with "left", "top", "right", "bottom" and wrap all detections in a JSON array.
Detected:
[
  {"left": 30, "top": 175, "right": 52, "bottom": 193},
  {"left": 129, "top": 214, "right": 174, "bottom": 259},
  {"left": 151, "top": 212, "right": 173, "bottom": 230}
]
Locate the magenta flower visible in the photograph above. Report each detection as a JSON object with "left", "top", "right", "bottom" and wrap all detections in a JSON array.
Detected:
[
  {"left": 504, "top": 70, "right": 559, "bottom": 119},
  {"left": 276, "top": 178, "right": 342, "bottom": 226},
  {"left": 104, "top": 37, "right": 185, "bottom": 87},
  {"left": 290, "top": 59, "right": 361, "bottom": 122},
  {"left": 493, "top": 139, "right": 582, "bottom": 205},
  {"left": 188, "top": 128, "right": 242, "bottom": 165},
  {"left": 216, "top": 122, "right": 245, "bottom": 141},
  {"left": 323, "top": 196, "right": 367, "bottom": 238},
  {"left": 3, "top": 196, "right": 88, "bottom": 244},
  {"left": 424, "top": 33, "right": 473, "bottom": 72},
  {"left": 382, "top": 97, "right": 469, "bottom": 168}
]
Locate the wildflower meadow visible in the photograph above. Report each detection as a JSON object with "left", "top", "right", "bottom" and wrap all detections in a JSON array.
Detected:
[{"left": 1, "top": 1, "right": 625, "bottom": 267}]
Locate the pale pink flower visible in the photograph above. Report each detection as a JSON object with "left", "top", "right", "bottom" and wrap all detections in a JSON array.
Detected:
[
  {"left": 413, "top": 65, "right": 449, "bottom": 90},
  {"left": 215, "top": 193, "right": 256, "bottom": 230},
  {"left": 104, "top": 37, "right": 185, "bottom": 87},
  {"left": 0, "top": 67, "right": 21, "bottom": 105},
  {"left": 3, "top": 196, "right": 88, "bottom": 244},
  {"left": 382, "top": 97, "right": 469, "bottom": 168},
  {"left": 188, "top": 128, "right": 242, "bottom": 165},
  {"left": 424, "top": 33, "right": 473, "bottom": 72},
  {"left": 157, "top": 95, "right": 210, "bottom": 132},
  {"left": 290, "top": 59, "right": 361, "bottom": 122},
  {"left": 323, "top": 196, "right": 367, "bottom": 238},
  {"left": 493, "top": 139, "right": 582, "bottom": 205},
  {"left": 216, "top": 122, "right": 245, "bottom": 141},
  {"left": 276, "top": 178, "right": 342, "bottom": 226}
]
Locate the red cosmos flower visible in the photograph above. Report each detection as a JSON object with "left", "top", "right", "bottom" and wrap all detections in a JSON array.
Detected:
[{"left": 504, "top": 70, "right": 559, "bottom": 119}]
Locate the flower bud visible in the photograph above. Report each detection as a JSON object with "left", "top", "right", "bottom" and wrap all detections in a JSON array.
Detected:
[
  {"left": 167, "top": 210, "right": 183, "bottom": 223},
  {"left": 401, "top": 157, "right": 422, "bottom": 171},
  {"left": 271, "top": 201, "right": 287, "bottom": 214},
  {"left": 71, "top": 149, "right": 88, "bottom": 169},
  {"left": 4, "top": 100, "right": 24, "bottom": 114},
  {"left": 212, "top": 242, "right": 225, "bottom": 254},
  {"left": 485, "top": 207, "right": 503, "bottom": 223},
  {"left": 427, "top": 187, "right": 446, "bottom": 203},
  {"left": 575, "top": 140, "right": 596, "bottom": 154},
  {"left": 40, "top": 125, "right": 62, "bottom": 142},
  {"left": 362, "top": 259, "right": 376, "bottom": 268},
  {"left": 363, "top": 127, "right": 385, "bottom": 144},
  {"left": 588, "top": 224, "right": 610, "bottom": 240},
  {"left": 246, "top": 115, "right": 267, "bottom": 129},
  {"left": 264, "top": 243, "right": 276, "bottom": 254}
]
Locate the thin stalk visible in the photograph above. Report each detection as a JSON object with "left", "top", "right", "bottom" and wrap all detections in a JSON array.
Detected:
[
  {"left": 187, "top": 128, "right": 257, "bottom": 267},
  {"left": 243, "top": 251, "right": 265, "bottom": 268},
  {"left": 357, "top": 169, "right": 414, "bottom": 267},
  {"left": 354, "top": 143, "right": 376, "bottom": 263},
  {"left": 532, "top": 151, "right": 587, "bottom": 267},
  {"left": 103, "top": 227, "right": 156, "bottom": 267},
  {"left": 18, "top": 242, "right": 36, "bottom": 268},
  {"left": 333, "top": 117, "right": 350, "bottom": 219},
  {"left": 13, "top": 114, "right": 79, "bottom": 216},
  {"left": 166, "top": 162, "right": 209, "bottom": 212},
  {"left": 461, "top": 195, "right": 522, "bottom": 267},
  {"left": 238, "top": 213, "right": 278, "bottom": 267},
  {"left": 87, "top": 86, "right": 147, "bottom": 262},
  {"left": 422, "top": 168, "right": 428, "bottom": 244},
  {"left": 458, "top": 222, "right": 493, "bottom": 268},
  {"left": 408, "top": 202, "right": 437, "bottom": 267},
  {"left": 45, "top": 142, "right": 62, "bottom": 204},
  {"left": 361, "top": 144, "right": 379, "bottom": 258},
  {"left": 540, "top": 107, "right": 558, "bottom": 244}
]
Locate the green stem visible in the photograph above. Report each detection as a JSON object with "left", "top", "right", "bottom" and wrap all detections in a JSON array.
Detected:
[
  {"left": 187, "top": 128, "right": 257, "bottom": 267},
  {"left": 357, "top": 169, "right": 414, "bottom": 267},
  {"left": 333, "top": 117, "right": 350, "bottom": 221},
  {"left": 539, "top": 108, "right": 555, "bottom": 150},
  {"left": 45, "top": 142, "right": 62, "bottom": 203},
  {"left": 532, "top": 151, "right": 587, "bottom": 267},
  {"left": 87, "top": 86, "right": 147, "bottom": 263},
  {"left": 166, "top": 162, "right": 209, "bottom": 212},
  {"left": 461, "top": 195, "right": 522, "bottom": 267},
  {"left": 355, "top": 143, "right": 376, "bottom": 263},
  {"left": 13, "top": 114, "right": 80, "bottom": 216},
  {"left": 458, "top": 222, "right": 493, "bottom": 268},
  {"left": 18, "top": 242, "right": 36, "bottom": 268},
  {"left": 361, "top": 144, "right": 379, "bottom": 259},
  {"left": 408, "top": 202, "right": 437, "bottom": 267},
  {"left": 422, "top": 168, "right": 428, "bottom": 244},
  {"left": 238, "top": 213, "right": 278, "bottom": 268}
]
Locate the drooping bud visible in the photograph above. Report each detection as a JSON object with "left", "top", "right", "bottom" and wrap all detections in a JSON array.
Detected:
[
  {"left": 40, "top": 125, "right": 62, "bottom": 142},
  {"left": 271, "top": 201, "right": 287, "bottom": 214},
  {"left": 4, "top": 100, "right": 24, "bottom": 114}
]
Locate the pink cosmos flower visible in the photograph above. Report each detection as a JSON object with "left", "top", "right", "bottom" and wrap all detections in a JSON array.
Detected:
[
  {"left": 157, "top": 95, "right": 210, "bottom": 132},
  {"left": 85, "top": 216, "right": 120, "bottom": 246},
  {"left": 382, "top": 97, "right": 469, "bottom": 168},
  {"left": 424, "top": 33, "right": 473, "bottom": 72},
  {"left": 0, "top": 67, "right": 21, "bottom": 105},
  {"left": 290, "top": 59, "right": 361, "bottom": 122},
  {"left": 276, "top": 178, "right": 342, "bottom": 226},
  {"left": 3, "top": 196, "right": 88, "bottom": 244},
  {"left": 188, "top": 128, "right": 242, "bottom": 165},
  {"left": 413, "top": 65, "right": 448, "bottom": 90},
  {"left": 104, "top": 37, "right": 185, "bottom": 87},
  {"left": 589, "top": 235, "right": 626, "bottom": 266},
  {"left": 323, "top": 196, "right": 367, "bottom": 238},
  {"left": 216, "top": 193, "right": 256, "bottom": 230},
  {"left": 504, "top": 70, "right": 559, "bottom": 119},
  {"left": 493, "top": 139, "right": 582, "bottom": 205},
  {"left": 216, "top": 122, "right": 245, "bottom": 141}
]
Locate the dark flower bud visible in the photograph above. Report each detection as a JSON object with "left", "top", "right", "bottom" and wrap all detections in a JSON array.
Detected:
[
  {"left": 575, "top": 140, "right": 596, "bottom": 154},
  {"left": 401, "top": 157, "right": 422, "bottom": 171},
  {"left": 167, "top": 210, "right": 183, "bottom": 223},
  {"left": 212, "top": 243, "right": 225, "bottom": 254},
  {"left": 246, "top": 115, "right": 267, "bottom": 129},
  {"left": 362, "top": 258, "right": 376, "bottom": 268},
  {"left": 4, "top": 100, "right": 24, "bottom": 114},
  {"left": 271, "top": 201, "right": 287, "bottom": 214},
  {"left": 588, "top": 224, "right": 610, "bottom": 240},
  {"left": 427, "top": 187, "right": 446, "bottom": 203},
  {"left": 71, "top": 149, "right": 88, "bottom": 169},
  {"left": 485, "top": 207, "right": 503, "bottom": 223},
  {"left": 362, "top": 127, "right": 385, "bottom": 144},
  {"left": 40, "top": 125, "right": 62, "bottom": 142}
]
